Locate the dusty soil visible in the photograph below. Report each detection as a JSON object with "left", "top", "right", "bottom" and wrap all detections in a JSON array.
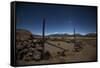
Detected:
[{"left": 16, "top": 37, "right": 97, "bottom": 65}]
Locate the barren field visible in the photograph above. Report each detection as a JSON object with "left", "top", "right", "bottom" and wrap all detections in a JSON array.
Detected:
[{"left": 16, "top": 36, "right": 97, "bottom": 65}]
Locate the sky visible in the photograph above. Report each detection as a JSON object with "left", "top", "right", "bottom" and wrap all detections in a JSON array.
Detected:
[{"left": 16, "top": 2, "right": 97, "bottom": 35}]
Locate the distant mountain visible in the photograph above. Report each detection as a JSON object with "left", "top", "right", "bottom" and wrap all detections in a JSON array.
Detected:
[
  {"left": 73, "top": 33, "right": 83, "bottom": 37},
  {"left": 47, "top": 33, "right": 70, "bottom": 37},
  {"left": 32, "top": 34, "right": 41, "bottom": 37},
  {"left": 16, "top": 29, "right": 96, "bottom": 39},
  {"left": 84, "top": 33, "right": 97, "bottom": 37},
  {"left": 47, "top": 33, "right": 83, "bottom": 37},
  {"left": 47, "top": 33, "right": 96, "bottom": 37}
]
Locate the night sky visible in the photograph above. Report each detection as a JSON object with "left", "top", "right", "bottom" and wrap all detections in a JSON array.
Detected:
[{"left": 16, "top": 2, "right": 97, "bottom": 35}]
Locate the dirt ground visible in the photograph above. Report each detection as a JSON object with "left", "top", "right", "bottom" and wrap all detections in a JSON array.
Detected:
[{"left": 16, "top": 37, "right": 97, "bottom": 65}]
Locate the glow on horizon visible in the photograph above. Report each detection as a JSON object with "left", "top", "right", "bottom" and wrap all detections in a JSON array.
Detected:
[{"left": 31, "top": 31, "right": 96, "bottom": 36}]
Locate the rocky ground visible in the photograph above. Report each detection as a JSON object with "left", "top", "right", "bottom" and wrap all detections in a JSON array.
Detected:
[{"left": 16, "top": 29, "right": 97, "bottom": 65}]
